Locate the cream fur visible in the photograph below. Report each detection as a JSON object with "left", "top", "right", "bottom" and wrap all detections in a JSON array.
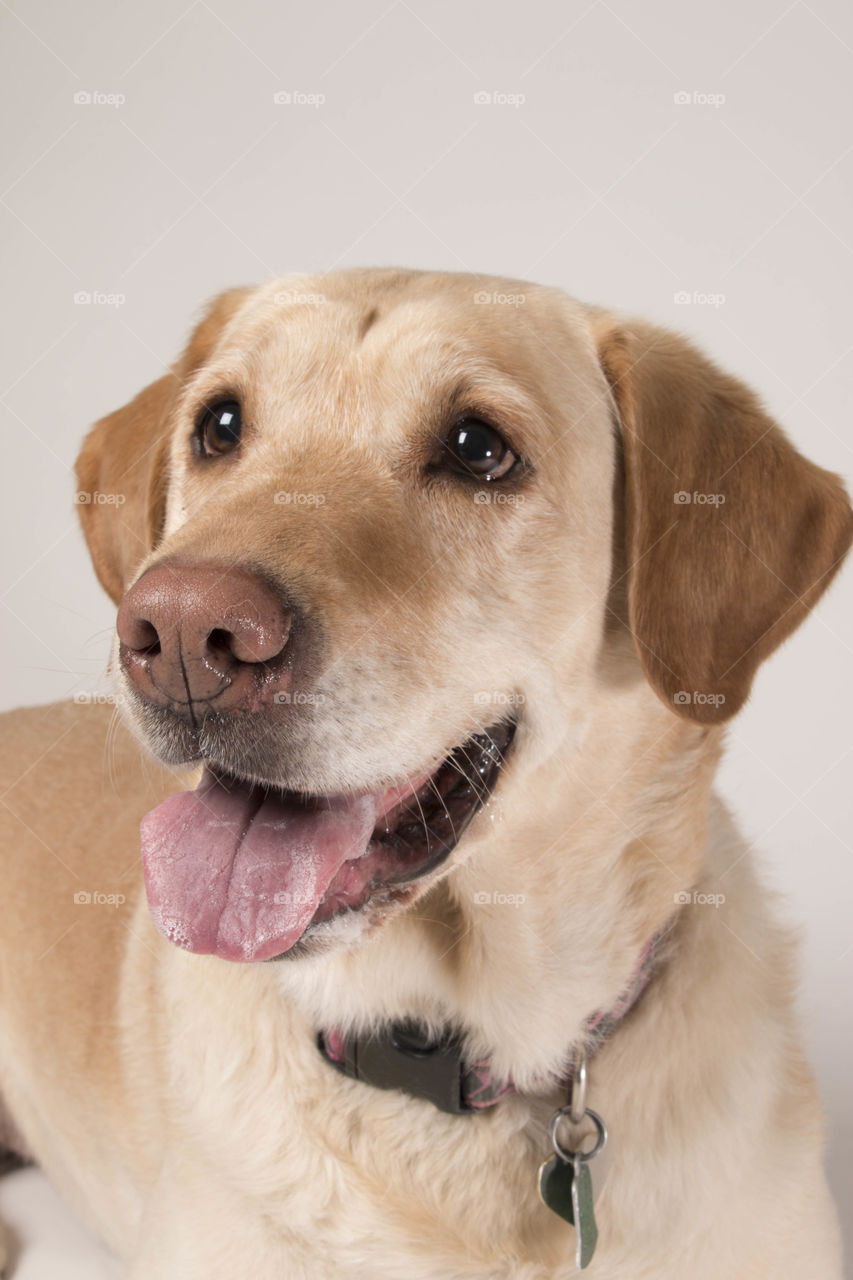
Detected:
[{"left": 0, "top": 270, "right": 845, "bottom": 1278}]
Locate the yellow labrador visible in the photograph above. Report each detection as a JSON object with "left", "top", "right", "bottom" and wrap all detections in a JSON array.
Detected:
[{"left": 0, "top": 270, "right": 849, "bottom": 1279}]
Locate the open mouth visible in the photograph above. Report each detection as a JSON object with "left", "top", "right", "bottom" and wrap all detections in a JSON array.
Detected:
[{"left": 139, "top": 721, "right": 515, "bottom": 962}]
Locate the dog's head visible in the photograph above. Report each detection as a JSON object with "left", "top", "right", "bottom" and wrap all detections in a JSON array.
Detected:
[{"left": 76, "top": 270, "right": 852, "bottom": 965}]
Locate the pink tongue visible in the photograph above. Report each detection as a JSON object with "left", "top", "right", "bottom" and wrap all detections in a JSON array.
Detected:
[{"left": 140, "top": 768, "right": 393, "bottom": 962}]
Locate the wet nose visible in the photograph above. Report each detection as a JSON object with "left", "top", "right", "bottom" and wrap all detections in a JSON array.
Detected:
[{"left": 116, "top": 561, "right": 292, "bottom": 709}]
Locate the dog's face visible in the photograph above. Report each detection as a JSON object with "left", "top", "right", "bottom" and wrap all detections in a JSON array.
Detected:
[
  {"left": 76, "top": 269, "right": 852, "bottom": 965},
  {"left": 126, "top": 274, "right": 616, "bottom": 788}
]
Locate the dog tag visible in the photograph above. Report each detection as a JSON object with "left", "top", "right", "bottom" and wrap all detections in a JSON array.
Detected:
[
  {"left": 538, "top": 1154, "right": 599, "bottom": 1269},
  {"left": 538, "top": 1152, "right": 575, "bottom": 1224},
  {"left": 570, "top": 1154, "right": 598, "bottom": 1269}
]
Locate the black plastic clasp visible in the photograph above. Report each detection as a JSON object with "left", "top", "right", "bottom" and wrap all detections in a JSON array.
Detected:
[{"left": 318, "top": 1020, "right": 473, "bottom": 1114}]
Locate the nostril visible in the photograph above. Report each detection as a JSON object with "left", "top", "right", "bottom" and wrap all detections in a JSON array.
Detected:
[
  {"left": 206, "top": 627, "right": 237, "bottom": 662},
  {"left": 125, "top": 618, "right": 161, "bottom": 657},
  {"left": 204, "top": 621, "right": 288, "bottom": 667}
]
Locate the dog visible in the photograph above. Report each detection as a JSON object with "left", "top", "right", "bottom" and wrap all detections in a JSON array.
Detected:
[{"left": 0, "top": 269, "right": 849, "bottom": 1279}]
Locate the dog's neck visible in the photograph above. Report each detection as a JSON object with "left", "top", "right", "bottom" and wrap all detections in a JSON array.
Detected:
[
  {"left": 317, "top": 925, "right": 666, "bottom": 1112},
  {"left": 276, "top": 676, "right": 721, "bottom": 1089}
]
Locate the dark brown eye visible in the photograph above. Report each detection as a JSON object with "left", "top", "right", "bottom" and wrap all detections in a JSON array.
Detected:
[
  {"left": 444, "top": 417, "right": 517, "bottom": 480},
  {"left": 197, "top": 399, "right": 242, "bottom": 456}
]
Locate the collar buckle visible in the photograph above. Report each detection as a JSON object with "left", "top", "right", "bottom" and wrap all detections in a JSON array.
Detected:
[{"left": 318, "top": 1019, "right": 473, "bottom": 1115}]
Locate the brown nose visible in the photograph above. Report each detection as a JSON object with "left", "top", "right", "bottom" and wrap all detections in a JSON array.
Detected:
[{"left": 117, "top": 562, "right": 292, "bottom": 710}]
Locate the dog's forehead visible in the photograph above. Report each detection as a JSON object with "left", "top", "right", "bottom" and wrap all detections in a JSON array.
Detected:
[{"left": 204, "top": 273, "right": 600, "bottom": 452}]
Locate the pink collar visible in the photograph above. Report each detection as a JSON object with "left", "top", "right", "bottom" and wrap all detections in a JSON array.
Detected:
[{"left": 318, "top": 931, "right": 665, "bottom": 1113}]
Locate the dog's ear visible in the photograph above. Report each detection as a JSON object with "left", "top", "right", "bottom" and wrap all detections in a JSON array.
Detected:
[
  {"left": 75, "top": 288, "right": 252, "bottom": 604},
  {"left": 592, "top": 314, "right": 853, "bottom": 723}
]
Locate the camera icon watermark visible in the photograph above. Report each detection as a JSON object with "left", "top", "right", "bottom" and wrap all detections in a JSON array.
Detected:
[
  {"left": 673, "top": 290, "right": 726, "bottom": 307},
  {"left": 473, "top": 289, "right": 526, "bottom": 307},
  {"left": 473, "top": 490, "right": 525, "bottom": 506},
  {"left": 73, "top": 90, "right": 126, "bottom": 108},
  {"left": 273, "top": 690, "right": 326, "bottom": 705},
  {"left": 674, "top": 889, "right": 726, "bottom": 908},
  {"left": 473, "top": 690, "right": 526, "bottom": 708},
  {"left": 472, "top": 890, "right": 526, "bottom": 907},
  {"left": 673, "top": 691, "right": 726, "bottom": 709},
  {"left": 74, "top": 490, "right": 126, "bottom": 505},
  {"left": 73, "top": 889, "right": 126, "bottom": 907},
  {"left": 73, "top": 691, "right": 122, "bottom": 705},
  {"left": 673, "top": 90, "right": 725, "bottom": 108},
  {"left": 73, "top": 290, "right": 126, "bottom": 308},
  {"left": 273, "top": 889, "right": 315, "bottom": 906},
  {"left": 273, "top": 289, "right": 327, "bottom": 306},
  {"left": 473, "top": 90, "right": 525, "bottom": 108},
  {"left": 273, "top": 90, "right": 326, "bottom": 107},
  {"left": 673, "top": 490, "right": 725, "bottom": 506},
  {"left": 273, "top": 491, "right": 326, "bottom": 506}
]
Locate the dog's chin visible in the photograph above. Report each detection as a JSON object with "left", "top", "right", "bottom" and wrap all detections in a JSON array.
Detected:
[
  {"left": 138, "top": 720, "right": 516, "bottom": 964},
  {"left": 266, "top": 882, "right": 427, "bottom": 962}
]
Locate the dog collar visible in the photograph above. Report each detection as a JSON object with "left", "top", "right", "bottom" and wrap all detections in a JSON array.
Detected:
[{"left": 317, "top": 932, "right": 665, "bottom": 1114}]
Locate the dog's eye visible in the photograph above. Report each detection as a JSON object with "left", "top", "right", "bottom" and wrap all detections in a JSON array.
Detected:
[
  {"left": 197, "top": 399, "right": 242, "bottom": 456},
  {"left": 444, "top": 418, "right": 517, "bottom": 481}
]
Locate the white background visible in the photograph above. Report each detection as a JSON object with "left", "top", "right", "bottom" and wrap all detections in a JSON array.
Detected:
[{"left": 0, "top": 0, "right": 850, "bottom": 1273}]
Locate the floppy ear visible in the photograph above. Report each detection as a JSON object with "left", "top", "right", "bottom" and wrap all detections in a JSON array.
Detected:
[
  {"left": 75, "top": 288, "right": 252, "bottom": 604},
  {"left": 592, "top": 314, "right": 853, "bottom": 724}
]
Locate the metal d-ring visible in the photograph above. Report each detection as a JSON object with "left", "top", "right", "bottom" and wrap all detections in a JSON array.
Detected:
[{"left": 549, "top": 1106, "right": 608, "bottom": 1164}]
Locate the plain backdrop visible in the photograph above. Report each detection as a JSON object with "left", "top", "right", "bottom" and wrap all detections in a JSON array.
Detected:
[{"left": 0, "top": 0, "right": 851, "bottom": 1274}]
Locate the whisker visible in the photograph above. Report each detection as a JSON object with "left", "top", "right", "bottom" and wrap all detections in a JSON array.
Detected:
[{"left": 424, "top": 774, "right": 458, "bottom": 847}]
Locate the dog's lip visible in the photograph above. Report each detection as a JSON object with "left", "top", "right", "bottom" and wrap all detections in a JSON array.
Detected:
[
  {"left": 199, "top": 719, "right": 515, "bottom": 832},
  {"left": 196, "top": 761, "right": 436, "bottom": 807}
]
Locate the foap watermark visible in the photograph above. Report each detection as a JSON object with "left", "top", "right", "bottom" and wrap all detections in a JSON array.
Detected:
[
  {"left": 74, "top": 490, "right": 126, "bottom": 506},
  {"left": 473, "top": 289, "right": 526, "bottom": 307},
  {"left": 674, "top": 889, "right": 726, "bottom": 908},
  {"left": 474, "top": 490, "right": 525, "bottom": 505},
  {"left": 473, "top": 90, "right": 525, "bottom": 108},
  {"left": 273, "top": 90, "right": 325, "bottom": 107},
  {"left": 273, "top": 890, "right": 316, "bottom": 906},
  {"left": 273, "top": 289, "right": 327, "bottom": 306},
  {"left": 673, "top": 490, "right": 725, "bottom": 506},
  {"left": 473, "top": 690, "right": 526, "bottom": 708},
  {"left": 674, "top": 690, "right": 726, "bottom": 710},
  {"left": 273, "top": 690, "right": 326, "bottom": 706},
  {"left": 73, "top": 290, "right": 126, "bottom": 308},
  {"left": 274, "top": 491, "right": 326, "bottom": 506},
  {"left": 74, "top": 890, "right": 126, "bottom": 908},
  {"left": 673, "top": 290, "right": 726, "bottom": 308},
  {"left": 673, "top": 90, "right": 726, "bottom": 108},
  {"left": 472, "top": 890, "right": 526, "bottom": 907},
  {"left": 73, "top": 90, "right": 126, "bottom": 108},
  {"left": 73, "top": 691, "right": 123, "bottom": 706}
]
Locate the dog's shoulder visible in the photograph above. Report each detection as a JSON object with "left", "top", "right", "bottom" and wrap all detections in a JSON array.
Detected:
[
  {"left": 0, "top": 698, "right": 174, "bottom": 807},
  {"left": 0, "top": 697, "right": 111, "bottom": 761},
  {"left": 0, "top": 697, "right": 125, "bottom": 763},
  {"left": 0, "top": 700, "right": 184, "bottom": 899}
]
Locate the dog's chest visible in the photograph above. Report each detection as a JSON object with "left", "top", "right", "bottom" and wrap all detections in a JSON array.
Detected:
[{"left": 167, "top": 997, "right": 574, "bottom": 1275}]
